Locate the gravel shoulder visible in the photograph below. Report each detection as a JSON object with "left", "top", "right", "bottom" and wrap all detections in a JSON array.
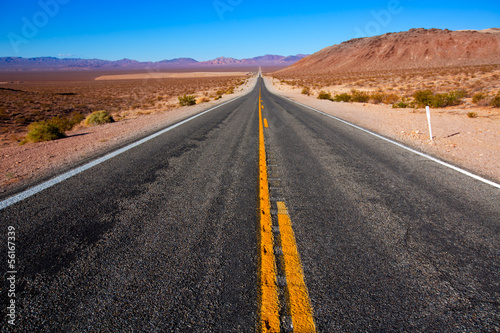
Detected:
[
  {"left": 263, "top": 77, "right": 500, "bottom": 184},
  {"left": 0, "top": 77, "right": 257, "bottom": 197}
]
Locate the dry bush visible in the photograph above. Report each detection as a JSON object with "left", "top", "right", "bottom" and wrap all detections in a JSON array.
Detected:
[
  {"left": 383, "top": 93, "right": 400, "bottom": 104},
  {"left": 22, "top": 120, "right": 66, "bottom": 144},
  {"left": 84, "top": 111, "right": 114, "bottom": 126},
  {"left": 318, "top": 91, "right": 332, "bottom": 100},
  {"left": 491, "top": 93, "right": 500, "bottom": 108},
  {"left": 178, "top": 95, "right": 196, "bottom": 106},
  {"left": 0, "top": 75, "right": 245, "bottom": 145},
  {"left": 273, "top": 64, "right": 500, "bottom": 106},
  {"left": 472, "top": 92, "right": 486, "bottom": 104},
  {"left": 333, "top": 93, "right": 351, "bottom": 102},
  {"left": 196, "top": 96, "right": 210, "bottom": 104},
  {"left": 351, "top": 90, "right": 370, "bottom": 103},
  {"left": 369, "top": 92, "right": 385, "bottom": 104}
]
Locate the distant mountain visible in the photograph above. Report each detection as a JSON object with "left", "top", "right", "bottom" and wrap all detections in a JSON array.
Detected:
[
  {"left": 199, "top": 55, "right": 309, "bottom": 66},
  {"left": 200, "top": 57, "right": 240, "bottom": 66},
  {"left": 157, "top": 58, "right": 198, "bottom": 64},
  {"left": 277, "top": 28, "right": 500, "bottom": 76},
  {"left": 0, "top": 54, "right": 307, "bottom": 71}
]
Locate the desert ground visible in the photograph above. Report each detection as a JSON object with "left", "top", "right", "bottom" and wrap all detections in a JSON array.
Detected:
[
  {"left": 95, "top": 72, "right": 250, "bottom": 80},
  {"left": 0, "top": 72, "right": 250, "bottom": 146},
  {"left": 1, "top": 69, "right": 499, "bottom": 195},
  {"left": 0, "top": 72, "right": 253, "bottom": 193},
  {"left": 263, "top": 75, "right": 499, "bottom": 183},
  {"left": 273, "top": 65, "right": 500, "bottom": 105}
]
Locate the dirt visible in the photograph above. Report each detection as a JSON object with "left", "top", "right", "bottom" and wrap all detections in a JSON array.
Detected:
[
  {"left": 0, "top": 75, "right": 250, "bottom": 146},
  {"left": 1, "top": 74, "right": 498, "bottom": 196},
  {"left": 263, "top": 77, "right": 500, "bottom": 183},
  {"left": 95, "top": 72, "right": 249, "bottom": 80},
  {"left": 0, "top": 77, "right": 257, "bottom": 194},
  {"left": 278, "top": 28, "right": 500, "bottom": 76}
]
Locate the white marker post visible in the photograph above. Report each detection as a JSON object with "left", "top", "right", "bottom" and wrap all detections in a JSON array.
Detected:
[{"left": 426, "top": 106, "right": 433, "bottom": 141}]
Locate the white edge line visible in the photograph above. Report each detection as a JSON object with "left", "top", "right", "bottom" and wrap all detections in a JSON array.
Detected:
[
  {"left": 280, "top": 95, "right": 500, "bottom": 190},
  {"left": 0, "top": 91, "right": 252, "bottom": 211}
]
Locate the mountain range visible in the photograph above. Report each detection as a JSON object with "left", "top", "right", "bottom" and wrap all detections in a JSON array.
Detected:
[{"left": 0, "top": 54, "right": 307, "bottom": 71}]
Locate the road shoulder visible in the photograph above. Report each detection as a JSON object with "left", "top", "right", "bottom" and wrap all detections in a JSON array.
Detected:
[
  {"left": 263, "top": 76, "right": 500, "bottom": 183},
  {"left": 0, "top": 76, "right": 258, "bottom": 198}
]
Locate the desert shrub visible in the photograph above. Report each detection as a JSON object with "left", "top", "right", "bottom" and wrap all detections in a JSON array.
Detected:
[
  {"left": 431, "top": 93, "right": 448, "bottom": 108},
  {"left": 413, "top": 89, "right": 465, "bottom": 108},
  {"left": 301, "top": 87, "right": 311, "bottom": 95},
  {"left": 467, "top": 112, "right": 478, "bottom": 118},
  {"left": 178, "top": 95, "right": 197, "bottom": 106},
  {"left": 472, "top": 92, "right": 485, "bottom": 104},
  {"left": 49, "top": 113, "right": 84, "bottom": 132},
  {"left": 49, "top": 116, "right": 72, "bottom": 132},
  {"left": 226, "top": 86, "right": 235, "bottom": 94},
  {"left": 333, "top": 93, "right": 351, "bottom": 102},
  {"left": 351, "top": 90, "right": 370, "bottom": 103},
  {"left": 70, "top": 112, "right": 85, "bottom": 125},
  {"left": 431, "top": 90, "right": 465, "bottom": 108},
  {"left": 369, "top": 92, "right": 385, "bottom": 104},
  {"left": 392, "top": 99, "right": 410, "bottom": 108},
  {"left": 318, "top": 91, "right": 332, "bottom": 100},
  {"left": 84, "top": 111, "right": 114, "bottom": 126},
  {"left": 490, "top": 93, "right": 500, "bottom": 108},
  {"left": 23, "top": 120, "right": 66, "bottom": 143},
  {"left": 413, "top": 89, "right": 435, "bottom": 108},
  {"left": 383, "top": 93, "right": 400, "bottom": 104},
  {"left": 444, "top": 89, "right": 467, "bottom": 106}
]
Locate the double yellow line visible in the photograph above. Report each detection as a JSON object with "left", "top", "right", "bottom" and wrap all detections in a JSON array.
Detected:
[
  {"left": 258, "top": 87, "right": 280, "bottom": 331},
  {"left": 258, "top": 87, "right": 316, "bottom": 333}
]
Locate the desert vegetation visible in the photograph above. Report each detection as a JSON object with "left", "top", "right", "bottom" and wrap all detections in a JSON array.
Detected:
[
  {"left": 178, "top": 95, "right": 197, "bottom": 106},
  {"left": 84, "top": 111, "right": 115, "bottom": 126},
  {"left": 273, "top": 64, "right": 500, "bottom": 109},
  {"left": 0, "top": 75, "right": 248, "bottom": 146}
]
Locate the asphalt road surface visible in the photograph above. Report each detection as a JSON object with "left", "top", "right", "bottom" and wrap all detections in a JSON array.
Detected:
[{"left": 1, "top": 77, "right": 499, "bottom": 332}]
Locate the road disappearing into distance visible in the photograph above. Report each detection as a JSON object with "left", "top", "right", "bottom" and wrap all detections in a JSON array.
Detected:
[{"left": 1, "top": 77, "right": 499, "bottom": 332}]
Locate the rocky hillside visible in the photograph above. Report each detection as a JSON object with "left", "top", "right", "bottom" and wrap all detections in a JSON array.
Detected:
[{"left": 277, "top": 28, "right": 500, "bottom": 75}]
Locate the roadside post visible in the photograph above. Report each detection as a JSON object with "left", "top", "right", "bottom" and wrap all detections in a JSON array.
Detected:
[{"left": 426, "top": 106, "right": 433, "bottom": 141}]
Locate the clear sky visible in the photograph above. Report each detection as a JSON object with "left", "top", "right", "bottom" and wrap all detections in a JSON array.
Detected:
[{"left": 1, "top": 0, "right": 499, "bottom": 61}]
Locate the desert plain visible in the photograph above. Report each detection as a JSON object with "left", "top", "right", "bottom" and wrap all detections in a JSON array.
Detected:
[{"left": 1, "top": 59, "right": 499, "bottom": 194}]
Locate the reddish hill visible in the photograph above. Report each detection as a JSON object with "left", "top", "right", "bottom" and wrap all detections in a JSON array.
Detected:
[{"left": 277, "top": 28, "right": 500, "bottom": 76}]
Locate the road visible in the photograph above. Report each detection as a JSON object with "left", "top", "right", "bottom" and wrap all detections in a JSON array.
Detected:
[{"left": 1, "top": 77, "right": 499, "bottom": 332}]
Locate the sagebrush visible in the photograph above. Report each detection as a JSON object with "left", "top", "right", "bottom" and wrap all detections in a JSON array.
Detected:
[{"left": 84, "top": 111, "right": 114, "bottom": 126}]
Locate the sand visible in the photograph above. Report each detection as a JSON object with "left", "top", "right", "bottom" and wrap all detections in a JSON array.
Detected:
[{"left": 95, "top": 72, "right": 249, "bottom": 80}]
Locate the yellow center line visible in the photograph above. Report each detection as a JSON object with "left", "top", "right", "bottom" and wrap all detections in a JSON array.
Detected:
[
  {"left": 258, "top": 88, "right": 280, "bottom": 332},
  {"left": 277, "top": 201, "right": 316, "bottom": 333},
  {"left": 264, "top": 118, "right": 269, "bottom": 128}
]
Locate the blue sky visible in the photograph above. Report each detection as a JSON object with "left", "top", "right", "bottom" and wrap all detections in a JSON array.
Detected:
[{"left": 1, "top": 0, "right": 499, "bottom": 61}]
